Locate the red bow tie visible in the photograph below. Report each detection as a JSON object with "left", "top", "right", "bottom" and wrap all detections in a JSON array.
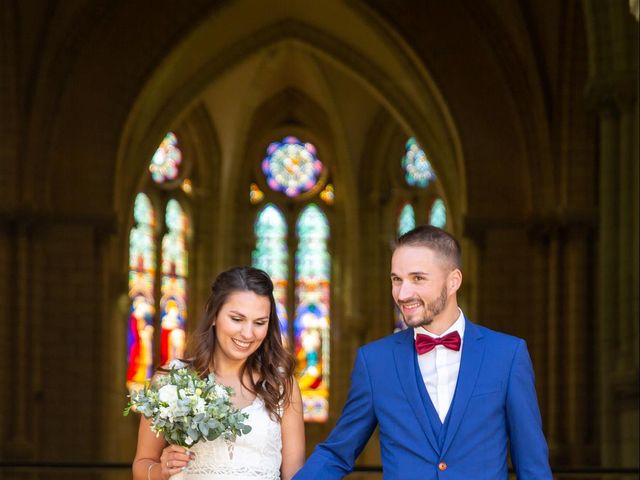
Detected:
[{"left": 415, "top": 331, "right": 461, "bottom": 355}]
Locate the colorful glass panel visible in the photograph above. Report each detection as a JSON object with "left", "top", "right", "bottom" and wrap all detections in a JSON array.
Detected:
[
  {"left": 294, "top": 204, "right": 330, "bottom": 422},
  {"left": 250, "top": 183, "right": 265, "bottom": 205},
  {"left": 127, "top": 193, "right": 156, "bottom": 390},
  {"left": 394, "top": 202, "right": 416, "bottom": 331},
  {"left": 262, "top": 136, "right": 324, "bottom": 197},
  {"left": 150, "top": 132, "right": 182, "bottom": 184},
  {"left": 181, "top": 179, "right": 192, "bottom": 195},
  {"left": 319, "top": 184, "right": 335, "bottom": 205},
  {"left": 429, "top": 198, "right": 447, "bottom": 228},
  {"left": 402, "top": 137, "right": 436, "bottom": 188},
  {"left": 252, "top": 204, "right": 289, "bottom": 342},
  {"left": 398, "top": 203, "right": 416, "bottom": 236},
  {"left": 159, "top": 200, "right": 189, "bottom": 366}
]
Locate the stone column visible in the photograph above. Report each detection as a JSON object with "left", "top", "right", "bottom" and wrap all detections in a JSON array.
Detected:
[
  {"left": 586, "top": 76, "right": 639, "bottom": 466},
  {"left": 544, "top": 228, "right": 563, "bottom": 458},
  {"left": 563, "top": 224, "right": 597, "bottom": 464},
  {"left": 6, "top": 221, "right": 36, "bottom": 459}
]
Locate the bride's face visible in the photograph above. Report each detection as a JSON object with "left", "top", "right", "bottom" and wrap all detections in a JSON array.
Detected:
[{"left": 213, "top": 290, "right": 270, "bottom": 365}]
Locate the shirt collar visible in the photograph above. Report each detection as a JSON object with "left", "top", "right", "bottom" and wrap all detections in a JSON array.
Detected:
[{"left": 413, "top": 308, "right": 465, "bottom": 340}]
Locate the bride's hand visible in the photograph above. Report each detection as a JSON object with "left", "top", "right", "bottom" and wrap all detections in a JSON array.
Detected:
[{"left": 159, "top": 445, "right": 192, "bottom": 478}]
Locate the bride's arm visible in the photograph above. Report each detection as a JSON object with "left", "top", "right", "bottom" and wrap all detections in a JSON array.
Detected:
[
  {"left": 132, "top": 416, "right": 166, "bottom": 479},
  {"left": 132, "top": 416, "right": 190, "bottom": 480},
  {"left": 280, "top": 379, "right": 305, "bottom": 480},
  {"left": 132, "top": 369, "right": 191, "bottom": 480}
]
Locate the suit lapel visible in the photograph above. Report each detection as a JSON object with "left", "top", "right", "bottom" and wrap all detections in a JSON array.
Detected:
[
  {"left": 392, "top": 329, "right": 440, "bottom": 454},
  {"left": 440, "top": 319, "right": 486, "bottom": 457}
]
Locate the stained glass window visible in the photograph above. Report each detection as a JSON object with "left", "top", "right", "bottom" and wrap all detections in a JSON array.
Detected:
[
  {"left": 128, "top": 132, "right": 192, "bottom": 391},
  {"left": 398, "top": 203, "right": 416, "bottom": 236},
  {"left": 159, "top": 200, "right": 189, "bottom": 366},
  {"left": 429, "top": 198, "right": 447, "bottom": 228},
  {"left": 253, "top": 136, "right": 332, "bottom": 422},
  {"left": 127, "top": 193, "right": 157, "bottom": 391},
  {"left": 402, "top": 137, "right": 436, "bottom": 188},
  {"left": 394, "top": 202, "right": 416, "bottom": 332},
  {"left": 320, "top": 184, "right": 335, "bottom": 205},
  {"left": 295, "top": 204, "right": 330, "bottom": 422},
  {"left": 262, "top": 136, "right": 324, "bottom": 197},
  {"left": 250, "top": 183, "right": 265, "bottom": 205},
  {"left": 181, "top": 179, "right": 192, "bottom": 195},
  {"left": 150, "top": 132, "right": 182, "bottom": 184},
  {"left": 252, "top": 204, "right": 289, "bottom": 342}
]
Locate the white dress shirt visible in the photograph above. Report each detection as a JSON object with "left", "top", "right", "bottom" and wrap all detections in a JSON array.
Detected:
[{"left": 414, "top": 310, "right": 465, "bottom": 422}]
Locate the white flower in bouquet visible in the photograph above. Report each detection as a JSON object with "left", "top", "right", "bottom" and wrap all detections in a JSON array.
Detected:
[
  {"left": 124, "top": 367, "right": 252, "bottom": 448},
  {"left": 158, "top": 384, "right": 179, "bottom": 404}
]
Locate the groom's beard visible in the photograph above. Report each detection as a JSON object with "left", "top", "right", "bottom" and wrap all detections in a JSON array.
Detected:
[{"left": 400, "top": 285, "right": 448, "bottom": 328}]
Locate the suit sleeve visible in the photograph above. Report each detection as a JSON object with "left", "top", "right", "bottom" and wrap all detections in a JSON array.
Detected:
[
  {"left": 293, "top": 348, "right": 378, "bottom": 479},
  {"left": 506, "top": 339, "right": 553, "bottom": 479}
]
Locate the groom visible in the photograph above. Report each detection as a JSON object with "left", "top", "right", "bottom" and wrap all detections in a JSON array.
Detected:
[{"left": 294, "top": 225, "right": 552, "bottom": 479}]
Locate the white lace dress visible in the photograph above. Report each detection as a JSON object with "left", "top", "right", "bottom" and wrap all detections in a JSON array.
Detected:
[{"left": 182, "top": 396, "right": 282, "bottom": 479}]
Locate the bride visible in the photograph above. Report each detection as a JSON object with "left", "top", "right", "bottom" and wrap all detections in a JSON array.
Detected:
[{"left": 132, "top": 267, "right": 305, "bottom": 480}]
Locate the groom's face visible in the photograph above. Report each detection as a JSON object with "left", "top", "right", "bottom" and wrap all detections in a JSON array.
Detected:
[{"left": 391, "top": 245, "right": 451, "bottom": 328}]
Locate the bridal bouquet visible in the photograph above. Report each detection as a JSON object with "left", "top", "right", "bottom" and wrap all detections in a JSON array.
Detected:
[{"left": 124, "top": 366, "right": 251, "bottom": 447}]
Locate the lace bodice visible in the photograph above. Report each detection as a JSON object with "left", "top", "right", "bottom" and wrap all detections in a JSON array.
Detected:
[{"left": 183, "top": 396, "right": 282, "bottom": 479}]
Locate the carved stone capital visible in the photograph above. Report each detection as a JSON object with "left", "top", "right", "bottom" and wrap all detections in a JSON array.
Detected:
[
  {"left": 585, "top": 75, "right": 638, "bottom": 115},
  {"left": 0, "top": 207, "right": 118, "bottom": 238},
  {"left": 462, "top": 211, "right": 597, "bottom": 246}
]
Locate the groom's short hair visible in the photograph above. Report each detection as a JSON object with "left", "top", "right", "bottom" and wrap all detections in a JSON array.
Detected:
[{"left": 394, "top": 225, "right": 462, "bottom": 270}]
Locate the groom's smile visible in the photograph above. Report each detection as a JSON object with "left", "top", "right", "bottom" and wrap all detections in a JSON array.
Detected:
[{"left": 391, "top": 245, "right": 458, "bottom": 331}]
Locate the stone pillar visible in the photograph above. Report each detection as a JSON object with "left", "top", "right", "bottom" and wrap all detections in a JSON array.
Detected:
[
  {"left": 586, "top": 76, "right": 639, "bottom": 467},
  {"left": 0, "top": 225, "right": 8, "bottom": 452},
  {"left": 0, "top": 214, "right": 49, "bottom": 460},
  {"left": 3, "top": 221, "right": 38, "bottom": 459},
  {"left": 0, "top": 214, "right": 115, "bottom": 462},
  {"left": 544, "top": 228, "right": 563, "bottom": 458},
  {"left": 563, "top": 224, "right": 597, "bottom": 463},
  {"left": 528, "top": 221, "right": 596, "bottom": 464},
  {"left": 479, "top": 217, "right": 598, "bottom": 466}
]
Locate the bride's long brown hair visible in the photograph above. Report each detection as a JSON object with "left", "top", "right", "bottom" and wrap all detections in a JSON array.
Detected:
[{"left": 185, "top": 266, "right": 295, "bottom": 420}]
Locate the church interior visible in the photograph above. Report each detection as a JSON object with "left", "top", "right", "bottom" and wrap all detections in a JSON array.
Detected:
[{"left": 1, "top": 1, "right": 638, "bottom": 478}]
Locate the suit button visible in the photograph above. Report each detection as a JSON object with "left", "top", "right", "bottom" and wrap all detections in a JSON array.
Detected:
[{"left": 438, "top": 462, "right": 447, "bottom": 471}]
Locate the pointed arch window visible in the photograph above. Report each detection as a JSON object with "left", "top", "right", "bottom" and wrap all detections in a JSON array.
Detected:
[
  {"left": 398, "top": 202, "right": 416, "bottom": 236},
  {"left": 294, "top": 204, "right": 330, "bottom": 422},
  {"left": 127, "top": 193, "right": 157, "bottom": 390},
  {"left": 159, "top": 200, "right": 189, "bottom": 366},
  {"left": 395, "top": 137, "right": 448, "bottom": 234},
  {"left": 252, "top": 136, "right": 331, "bottom": 422},
  {"left": 394, "top": 137, "right": 448, "bottom": 332},
  {"left": 393, "top": 202, "right": 417, "bottom": 332},
  {"left": 127, "top": 132, "right": 192, "bottom": 391},
  {"left": 429, "top": 198, "right": 447, "bottom": 228},
  {"left": 253, "top": 204, "right": 289, "bottom": 341}
]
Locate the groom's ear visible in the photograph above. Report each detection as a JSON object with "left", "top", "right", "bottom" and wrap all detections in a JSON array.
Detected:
[{"left": 448, "top": 269, "right": 462, "bottom": 292}]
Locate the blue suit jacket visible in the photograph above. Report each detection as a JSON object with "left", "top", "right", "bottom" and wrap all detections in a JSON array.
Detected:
[{"left": 294, "top": 319, "right": 552, "bottom": 479}]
